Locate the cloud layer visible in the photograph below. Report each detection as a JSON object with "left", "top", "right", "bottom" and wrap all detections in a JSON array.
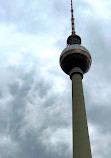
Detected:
[{"left": 0, "top": 0, "right": 111, "bottom": 157}]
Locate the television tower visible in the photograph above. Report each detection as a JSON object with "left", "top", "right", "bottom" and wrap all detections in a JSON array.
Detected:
[{"left": 59, "top": 0, "right": 92, "bottom": 158}]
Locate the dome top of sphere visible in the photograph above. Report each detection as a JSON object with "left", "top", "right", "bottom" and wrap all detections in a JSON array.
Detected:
[{"left": 61, "top": 44, "right": 90, "bottom": 56}]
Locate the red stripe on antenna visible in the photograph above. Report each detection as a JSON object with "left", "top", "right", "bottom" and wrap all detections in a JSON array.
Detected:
[{"left": 71, "top": 0, "right": 76, "bottom": 35}]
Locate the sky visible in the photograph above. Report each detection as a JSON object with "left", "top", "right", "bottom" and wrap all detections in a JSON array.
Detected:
[{"left": 0, "top": 0, "right": 111, "bottom": 157}]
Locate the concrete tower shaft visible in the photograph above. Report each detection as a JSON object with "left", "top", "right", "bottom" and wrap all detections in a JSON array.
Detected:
[{"left": 71, "top": 71, "right": 92, "bottom": 158}]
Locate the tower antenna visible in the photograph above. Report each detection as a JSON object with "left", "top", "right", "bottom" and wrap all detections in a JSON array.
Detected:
[{"left": 71, "top": 0, "right": 76, "bottom": 35}]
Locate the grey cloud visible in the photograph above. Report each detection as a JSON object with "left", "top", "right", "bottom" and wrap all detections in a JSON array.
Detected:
[
  {"left": 87, "top": 105, "right": 111, "bottom": 133},
  {"left": 34, "top": 79, "right": 51, "bottom": 98},
  {"left": 8, "top": 70, "right": 35, "bottom": 97},
  {"left": 0, "top": 89, "right": 4, "bottom": 99},
  {"left": 0, "top": 0, "right": 57, "bottom": 34},
  {"left": 0, "top": 65, "right": 71, "bottom": 157},
  {"left": 12, "top": 132, "right": 71, "bottom": 158}
]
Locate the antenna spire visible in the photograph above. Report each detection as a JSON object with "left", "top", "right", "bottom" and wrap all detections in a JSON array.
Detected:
[{"left": 71, "top": 0, "right": 76, "bottom": 35}]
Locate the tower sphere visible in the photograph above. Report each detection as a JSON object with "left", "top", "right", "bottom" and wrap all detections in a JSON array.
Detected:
[{"left": 60, "top": 36, "right": 92, "bottom": 75}]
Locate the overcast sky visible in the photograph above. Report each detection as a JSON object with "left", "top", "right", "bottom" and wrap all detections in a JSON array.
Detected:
[{"left": 0, "top": 0, "right": 111, "bottom": 158}]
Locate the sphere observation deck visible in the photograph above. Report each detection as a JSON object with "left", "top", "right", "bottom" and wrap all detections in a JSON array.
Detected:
[{"left": 60, "top": 35, "right": 92, "bottom": 75}]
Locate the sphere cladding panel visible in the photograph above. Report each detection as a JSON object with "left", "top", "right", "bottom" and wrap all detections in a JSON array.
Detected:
[
  {"left": 60, "top": 44, "right": 91, "bottom": 56},
  {"left": 60, "top": 45, "right": 92, "bottom": 75}
]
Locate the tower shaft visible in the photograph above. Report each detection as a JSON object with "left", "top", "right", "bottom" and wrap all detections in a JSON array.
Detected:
[{"left": 71, "top": 68, "right": 92, "bottom": 158}]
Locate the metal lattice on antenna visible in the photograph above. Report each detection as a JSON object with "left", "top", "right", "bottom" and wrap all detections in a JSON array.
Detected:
[
  {"left": 71, "top": 0, "right": 76, "bottom": 35},
  {"left": 66, "top": 0, "right": 81, "bottom": 45}
]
